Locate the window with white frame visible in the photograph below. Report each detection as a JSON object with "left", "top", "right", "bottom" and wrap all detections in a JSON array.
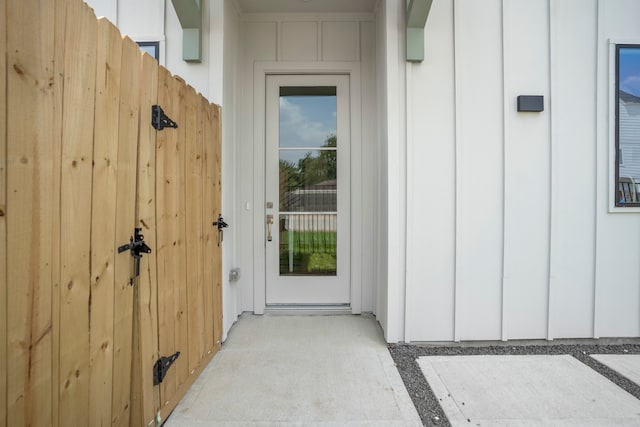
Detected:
[
  {"left": 615, "top": 45, "right": 640, "bottom": 206},
  {"left": 137, "top": 41, "right": 160, "bottom": 62}
]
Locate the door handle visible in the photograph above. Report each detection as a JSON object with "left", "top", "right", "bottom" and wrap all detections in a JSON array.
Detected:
[{"left": 266, "top": 215, "right": 274, "bottom": 242}]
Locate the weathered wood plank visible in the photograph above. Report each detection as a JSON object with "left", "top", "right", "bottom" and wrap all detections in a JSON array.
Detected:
[
  {"left": 212, "top": 104, "right": 223, "bottom": 349},
  {"left": 202, "top": 98, "right": 215, "bottom": 354},
  {"left": 156, "top": 67, "right": 179, "bottom": 409},
  {"left": 6, "top": 0, "right": 57, "bottom": 424},
  {"left": 174, "top": 77, "right": 190, "bottom": 395},
  {"left": 131, "top": 51, "right": 160, "bottom": 427},
  {"left": 195, "top": 93, "right": 206, "bottom": 363},
  {"left": 111, "top": 36, "right": 141, "bottom": 427},
  {"left": 0, "top": 0, "right": 7, "bottom": 423},
  {"left": 51, "top": 2, "right": 66, "bottom": 426},
  {"left": 196, "top": 95, "right": 209, "bottom": 360},
  {"left": 58, "top": 2, "right": 97, "bottom": 426},
  {"left": 185, "top": 85, "right": 205, "bottom": 374},
  {"left": 89, "top": 18, "right": 122, "bottom": 427}
]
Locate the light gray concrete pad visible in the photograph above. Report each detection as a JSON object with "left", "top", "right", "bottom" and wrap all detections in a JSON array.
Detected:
[
  {"left": 591, "top": 354, "right": 640, "bottom": 385},
  {"left": 418, "top": 354, "right": 640, "bottom": 427},
  {"left": 165, "top": 314, "right": 421, "bottom": 426}
]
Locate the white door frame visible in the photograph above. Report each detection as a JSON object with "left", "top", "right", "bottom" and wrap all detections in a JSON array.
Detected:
[
  {"left": 252, "top": 61, "right": 362, "bottom": 314},
  {"left": 265, "top": 74, "right": 351, "bottom": 305}
]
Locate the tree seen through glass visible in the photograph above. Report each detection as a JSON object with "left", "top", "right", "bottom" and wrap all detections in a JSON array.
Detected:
[{"left": 278, "top": 91, "right": 338, "bottom": 275}]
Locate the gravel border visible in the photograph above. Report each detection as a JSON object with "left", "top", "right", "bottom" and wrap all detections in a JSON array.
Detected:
[{"left": 388, "top": 342, "right": 640, "bottom": 427}]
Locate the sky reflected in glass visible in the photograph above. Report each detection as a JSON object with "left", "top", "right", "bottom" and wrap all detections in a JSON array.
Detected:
[
  {"left": 279, "top": 95, "right": 336, "bottom": 151},
  {"left": 619, "top": 47, "right": 640, "bottom": 96}
]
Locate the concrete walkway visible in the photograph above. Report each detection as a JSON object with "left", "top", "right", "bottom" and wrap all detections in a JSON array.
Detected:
[
  {"left": 419, "top": 354, "right": 640, "bottom": 426},
  {"left": 165, "top": 314, "right": 422, "bottom": 426}
]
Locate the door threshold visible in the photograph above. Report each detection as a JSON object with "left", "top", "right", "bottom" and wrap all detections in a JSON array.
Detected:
[{"left": 264, "top": 304, "right": 352, "bottom": 316}]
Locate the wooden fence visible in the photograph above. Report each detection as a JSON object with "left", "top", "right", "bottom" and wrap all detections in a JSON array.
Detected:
[{"left": 0, "top": 0, "right": 223, "bottom": 425}]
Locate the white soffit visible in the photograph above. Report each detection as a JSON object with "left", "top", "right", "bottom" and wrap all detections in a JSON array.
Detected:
[{"left": 236, "top": 0, "right": 377, "bottom": 14}]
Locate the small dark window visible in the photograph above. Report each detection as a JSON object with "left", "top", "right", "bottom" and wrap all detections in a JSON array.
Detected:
[
  {"left": 615, "top": 45, "right": 640, "bottom": 206},
  {"left": 137, "top": 41, "right": 160, "bottom": 61}
]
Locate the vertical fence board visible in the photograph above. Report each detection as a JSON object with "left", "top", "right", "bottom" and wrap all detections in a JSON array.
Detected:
[
  {"left": 111, "top": 36, "right": 141, "bottom": 427},
  {"left": 6, "top": 0, "right": 57, "bottom": 425},
  {"left": 0, "top": 0, "right": 6, "bottom": 422},
  {"left": 89, "top": 18, "right": 122, "bottom": 427},
  {"left": 185, "top": 86, "right": 205, "bottom": 374},
  {"left": 58, "top": 2, "right": 97, "bottom": 426},
  {"left": 202, "top": 98, "right": 215, "bottom": 353},
  {"left": 89, "top": 18, "right": 120, "bottom": 425},
  {"left": 132, "top": 51, "right": 160, "bottom": 427},
  {"left": 195, "top": 93, "right": 207, "bottom": 363},
  {"left": 51, "top": 2, "right": 66, "bottom": 426},
  {"left": 175, "top": 79, "right": 190, "bottom": 390},
  {"left": 212, "top": 104, "right": 223, "bottom": 348},
  {"left": 156, "top": 67, "right": 179, "bottom": 408},
  {"left": 196, "top": 95, "right": 209, "bottom": 360}
]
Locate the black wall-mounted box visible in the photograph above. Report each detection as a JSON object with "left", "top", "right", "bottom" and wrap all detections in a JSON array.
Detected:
[{"left": 517, "top": 95, "right": 544, "bottom": 112}]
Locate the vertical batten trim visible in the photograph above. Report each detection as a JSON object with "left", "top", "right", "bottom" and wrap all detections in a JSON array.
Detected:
[
  {"left": 351, "top": 66, "right": 363, "bottom": 315},
  {"left": 452, "top": 0, "right": 461, "bottom": 342},
  {"left": 592, "top": 0, "right": 601, "bottom": 339},
  {"left": 500, "top": 0, "right": 510, "bottom": 341},
  {"left": 398, "top": 1, "right": 408, "bottom": 343},
  {"left": 404, "top": 61, "right": 413, "bottom": 340},
  {"left": 317, "top": 20, "right": 322, "bottom": 61},
  {"left": 357, "top": 21, "right": 362, "bottom": 62},
  {"left": 276, "top": 20, "right": 282, "bottom": 62},
  {"left": 547, "top": 0, "right": 556, "bottom": 341},
  {"left": 252, "top": 63, "right": 266, "bottom": 314}
]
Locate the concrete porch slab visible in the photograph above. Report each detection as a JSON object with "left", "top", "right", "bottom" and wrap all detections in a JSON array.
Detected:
[
  {"left": 165, "top": 314, "right": 421, "bottom": 426},
  {"left": 591, "top": 354, "right": 640, "bottom": 385},
  {"left": 418, "top": 354, "right": 640, "bottom": 426}
]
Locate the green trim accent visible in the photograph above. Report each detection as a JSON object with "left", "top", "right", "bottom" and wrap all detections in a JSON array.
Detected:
[
  {"left": 171, "top": 0, "right": 201, "bottom": 28},
  {"left": 183, "top": 28, "right": 202, "bottom": 62},
  {"left": 171, "top": 0, "right": 202, "bottom": 62},
  {"left": 406, "top": 0, "right": 433, "bottom": 63}
]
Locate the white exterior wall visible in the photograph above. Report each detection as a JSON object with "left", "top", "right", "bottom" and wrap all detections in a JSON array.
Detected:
[
  {"left": 235, "top": 11, "right": 379, "bottom": 316},
  {"left": 404, "top": 0, "right": 640, "bottom": 342},
  {"left": 374, "top": 0, "right": 408, "bottom": 342},
  {"left": 83, "top": 0, "right": 640, "bottom": 344},
  {"left": 596, "top": 0, "right": 640, "bottom": 337}
]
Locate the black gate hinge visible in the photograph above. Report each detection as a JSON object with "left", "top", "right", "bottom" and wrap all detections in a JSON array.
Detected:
[
  {"left": 152, "top": 105, "right": 178, "bottom": 130},
  {"left": 153, "top": 352, "right": 180, "bottom": 385},
  {"left": 117, "top": 228, "right": 152, "bottom": 285}
]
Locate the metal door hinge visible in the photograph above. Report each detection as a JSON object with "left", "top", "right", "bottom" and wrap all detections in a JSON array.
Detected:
[
  {"left": 152, "top": 105, "right": 178, "bottom": 130},
  {"left": 153, "top": 352, "right": 180, "bottom": 385},
  {"left": 117, "top": 228, "right": 152, "bottom": 285}
]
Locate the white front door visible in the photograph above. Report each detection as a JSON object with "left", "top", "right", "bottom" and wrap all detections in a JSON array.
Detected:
[{"left": 265, "top": 74, "right": 351, "bottom": 305}]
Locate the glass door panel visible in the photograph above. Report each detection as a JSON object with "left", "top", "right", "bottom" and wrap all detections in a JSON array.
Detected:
[{"left": 265, "top": 75, "right": 350, "bottom": 305}]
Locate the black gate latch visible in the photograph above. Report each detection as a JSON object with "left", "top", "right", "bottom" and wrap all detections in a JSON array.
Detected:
[
  {"left": 212, "top": 214, "right": 229, "bottom": 246},
  {"left": 153, "top": 352, "right": 180, "bottom": 385},
  {"left": 117, "top": 228, "right": 152, "bottom": 285}
]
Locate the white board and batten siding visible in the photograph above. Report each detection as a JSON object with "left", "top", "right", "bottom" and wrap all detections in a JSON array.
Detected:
[{"left": 404, "top": 0, "right": 640, "bottom": 342}]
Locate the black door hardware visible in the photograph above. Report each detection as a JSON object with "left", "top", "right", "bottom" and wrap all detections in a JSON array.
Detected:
[
  {"left": 212, "top": 214, "right": 229, "bottom": 246},
  {"left": 152, "top": 105, "right": 178, "bottom": 130},
  {"left": 153, "top": 352, "right": 180, "bottom": 385},
  {"left": 117, "top": 228, "right": 152, "bottom": 285}
]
